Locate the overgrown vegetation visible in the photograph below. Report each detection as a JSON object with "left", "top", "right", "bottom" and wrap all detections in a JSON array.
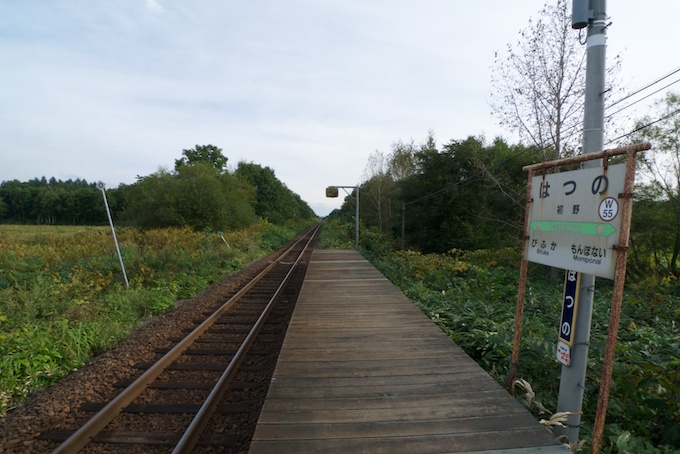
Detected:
[
  {"left": 326, "top": 93, "right": 680, "bottom": 453},
  {"left": 0, "top": 221, "right": 313, "bottom": 416},
  {"left": 321, "top": 220, "right": 679, "bottom": 453},
  {"left": 326, "top": 92, "right": 680, "bottom": 451}
]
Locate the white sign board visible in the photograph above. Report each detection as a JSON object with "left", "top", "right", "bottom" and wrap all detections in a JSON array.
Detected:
[
  {"left": 525, "top": 164, "right": 626, "bottom": 279},
  {"left": 556, "top": 341, "right": 571, "bottom": 366}
]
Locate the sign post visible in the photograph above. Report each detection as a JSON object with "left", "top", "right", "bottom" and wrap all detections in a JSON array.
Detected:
[{"left": 507, "top": 143, "right": 650, "bottom": 453}]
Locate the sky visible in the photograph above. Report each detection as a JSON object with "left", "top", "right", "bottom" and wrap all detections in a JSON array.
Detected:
[{"left": 1, "top": 1, "right": 679, "bottom": 217}]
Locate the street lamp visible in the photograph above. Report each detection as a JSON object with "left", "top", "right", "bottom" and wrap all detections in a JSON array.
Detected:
[{"left": 326, "top": 185, "right": 359, "bottom": 250}]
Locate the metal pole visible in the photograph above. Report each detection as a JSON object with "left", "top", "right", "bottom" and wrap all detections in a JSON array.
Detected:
[
  {"left": 401, "top": 203, "right": 406, "bottom": 249},
  {"left": 98, "top": 182, "right": 129, "bottom": 289},
  {"left": 326, "top": 185, "right": 359, "bottom": 249},
  {"left": 590, "top": 150, "right": 636, "bottom": 453},
  {"left": 505, "top": 169, "right": 534, "bottom": 394},
  {"left": 555, "top": 0, "right": 607, "bottom": 443},
  {"left": 355, "top": 185, "right": 360, "bottom": 250}
]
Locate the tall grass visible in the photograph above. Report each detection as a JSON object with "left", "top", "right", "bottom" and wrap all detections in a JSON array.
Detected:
[{"left": 0, "top": 220, "right": 313, "bottom": 416}]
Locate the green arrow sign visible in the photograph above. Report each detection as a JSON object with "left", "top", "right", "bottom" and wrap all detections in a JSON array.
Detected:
[{"left": 530, "top": 220, "right": 616, "bottom": 237}]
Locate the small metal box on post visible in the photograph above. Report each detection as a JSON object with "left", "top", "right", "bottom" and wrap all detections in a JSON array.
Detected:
[
  {"left": 325, "top": 186, "right": 339, "bottom": 198},
  {"left": 571, "top": 0, "right": 590, "bottom": 30}
]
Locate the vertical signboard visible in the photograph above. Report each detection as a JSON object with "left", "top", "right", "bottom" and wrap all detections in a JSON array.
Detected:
[
  {"left": 556, "top": 270, "right": 580, "bottom": 366},
  {"left": 526, "top": 164, "right": 626, "bottom": 279}
]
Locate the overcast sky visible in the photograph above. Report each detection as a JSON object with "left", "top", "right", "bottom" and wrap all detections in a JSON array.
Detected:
[{"left": 1, "top": 1, "right": 678, "bottom": 216}]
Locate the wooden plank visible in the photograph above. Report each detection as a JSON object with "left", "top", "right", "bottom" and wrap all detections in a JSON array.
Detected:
[
  {"left": 249, "top": 428, "right": 566, "bottom": 454},
  {"left": 259, "top": 390, "right": 516, "bottom": 411},
  {"left": 264, "top": 381, "right": 509, "bottom": 400},
  {"left": 252, "top": 413, "right": 542, "bottom": 439},
  {"left": 272, "top": 364, "right": 479, "bottom": 379},
  {"left": 257, "top": 394, "right": 531, "bottom": 424},
  {"left": 258, "top": 371, "right": 492, "bottom": 390}
]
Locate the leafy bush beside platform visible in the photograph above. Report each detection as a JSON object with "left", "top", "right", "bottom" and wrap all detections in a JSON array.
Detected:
[{"left": 321, "top": 220, "right": 680, "bottom": 453}]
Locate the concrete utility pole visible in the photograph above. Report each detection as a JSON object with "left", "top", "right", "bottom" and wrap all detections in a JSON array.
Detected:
[
  {"left": 355, "top": 186, "right": 360, "bottom": 250},
  {"left": 555, "top": 0, "right": 607, "bottom": 443},
  {"left": 401, "top": 203, "right": 406, "bottom": 249}
]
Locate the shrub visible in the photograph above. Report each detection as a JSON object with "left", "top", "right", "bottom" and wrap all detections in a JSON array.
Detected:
[{"left": 0, "top": 221, "right": 309, "bottom": 415}]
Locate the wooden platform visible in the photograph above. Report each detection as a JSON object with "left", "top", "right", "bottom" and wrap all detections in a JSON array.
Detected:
[{"left": 249, "top": 250, "right": 568, "bottom": 453}]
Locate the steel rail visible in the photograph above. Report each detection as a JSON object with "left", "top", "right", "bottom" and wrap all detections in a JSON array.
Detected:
[
  {"left": 172, "top": 224, "right": 318, "bottom": 453},
  {"left": 52, "top": 225, "right": 319, "bottom": 454}
]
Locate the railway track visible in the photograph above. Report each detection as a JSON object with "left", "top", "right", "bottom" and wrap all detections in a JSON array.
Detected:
[{"left": 39, "top": 225, "right": 319, "bottom": 453}]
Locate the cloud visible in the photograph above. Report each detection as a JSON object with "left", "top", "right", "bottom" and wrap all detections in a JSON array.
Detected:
[
  {"left": 145, "top": 0, "right": 165, "bottom": 14},
  {"left": 1, "top": 1, "right": 679, "bottom": 217}
]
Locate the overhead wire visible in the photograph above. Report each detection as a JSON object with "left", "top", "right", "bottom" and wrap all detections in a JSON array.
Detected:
[
  {"left": 402, "top": 66, "right": 680, "bottom": 207},
  {"left": 404, "top": 143, "right": 538, "bottom": 206},
  {"left": 605, "top": 77, "right": 680, "bottom": 119},
  {"left": 606, "top": 106, "right": 680, "bottom": 145},
  {"left": 605, "top": 65, "right": 680, "bottom": 110}
]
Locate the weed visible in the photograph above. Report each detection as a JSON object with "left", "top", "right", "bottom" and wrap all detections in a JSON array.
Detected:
[{"left": 0, "top": 221, "right": 313, "bottom": 416}]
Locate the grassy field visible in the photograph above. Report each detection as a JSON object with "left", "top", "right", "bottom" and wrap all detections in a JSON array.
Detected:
[{"left": 0, "top": 221, "right": 313, "bottom": 416}]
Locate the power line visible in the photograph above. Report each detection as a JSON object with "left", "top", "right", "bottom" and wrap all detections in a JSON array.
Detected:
[
  {"left": 605, "top": 77, "right": 680, "bottom": 119},
  {"left": 606, "top": 65, "right": 680, "bottom": 110},
  {"left": 606, "top": 106, "right": 680, "bottom": 144},
  {"left": 404, "top": 105, "right": 680, "bottom": 207},
  {"left": 404, "top": 144, "right": 537, "bottom": 206},
  {"left": 402, "top": 66, "right": 680, "bottom": 208}
]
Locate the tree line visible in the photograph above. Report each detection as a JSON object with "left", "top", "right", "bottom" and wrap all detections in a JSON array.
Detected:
[
  {"left": 332, "top": 133, "right": 535, "bottom": 253},
  {"left": 334, "top": 92, "right": 680, "bottom": 279},
  {"left": 331, "top": 0, "right": 680, "bottom": 281},
  {"left": 0, "top": 145, "right": 316, "bottom": 230}
]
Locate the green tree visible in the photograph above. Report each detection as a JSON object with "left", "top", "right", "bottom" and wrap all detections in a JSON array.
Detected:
[
  {"left": 235, "top": 162, "right": 313, "bottom": 224},
  {"left": 174, "top": 144, "right": 228, "bottom": 174},
  {"left": 0, "top": 180, "right": 36, "bottom": 223},
  {"left": 123, "top": 169, "right": 182, "bottom": 228},
  {"left": 0, "top": 145, "right": 312, "bottom": 229},
  {"left": 361, "top": 150, "right": 394, "bottom": 233},
  {"left": 73, "top": 185, "right": 106, "bottom": 225},
  {"left": 340, "top": 135, "right": 422, "bottom": 236},
  {"left": 123, "top": 164, "right": 257, "bottom": 231},
  {"left": 174, "top": 163, "right": 233, "bottom": 229},
  {"left": 32, "top": 186, "right": 54, "bottom": 224},
  {"left": 397, "top": 136, "right": 531, "bottom": 252},
  {"left": 217, "top": 170, "right": 258, "bottom": 230},
  {"left": 629, "top": 184, "right": 676, "bottom": 278},
  {"left": 633, "top": 92, "right": 680, "bottom": 275},
  {"left": 389, "top": 138, "right": 419, "bottom": 182}
]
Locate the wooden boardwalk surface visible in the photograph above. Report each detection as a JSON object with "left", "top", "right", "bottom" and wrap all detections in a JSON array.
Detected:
[{"left": 249, "top": 249, "right": 568, "bottom": 454}]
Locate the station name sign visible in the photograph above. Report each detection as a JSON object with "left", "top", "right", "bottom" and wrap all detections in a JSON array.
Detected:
[{"left": 525, "top": 164, "right": 626, "bottom": 280}]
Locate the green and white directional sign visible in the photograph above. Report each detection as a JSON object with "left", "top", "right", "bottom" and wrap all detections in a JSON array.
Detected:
[{"left": 526, "top": 164, "right": 626, "bottom": 279}]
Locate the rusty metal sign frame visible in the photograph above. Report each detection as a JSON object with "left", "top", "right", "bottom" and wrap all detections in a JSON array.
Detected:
[{"left": 506, "top": 142, "right": 651, "bottom": 453}]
